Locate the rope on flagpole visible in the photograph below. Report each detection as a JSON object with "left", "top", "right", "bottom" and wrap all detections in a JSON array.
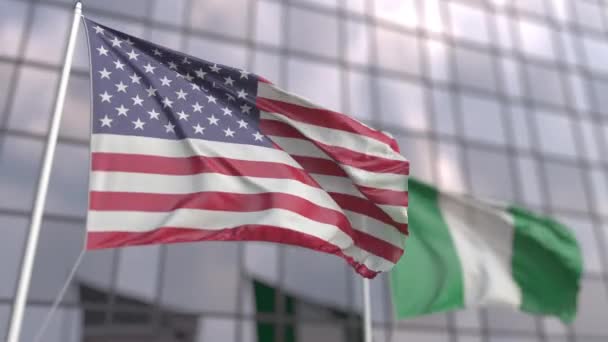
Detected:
[
  {"left": 32, "top": 249, "right": 86, "bottom": 342},
  {"left": 6, "top": 2, "right": 83, "bottom": 342},
  {"left": 363, "top": 278, "right": 373, "bottom": 342}
]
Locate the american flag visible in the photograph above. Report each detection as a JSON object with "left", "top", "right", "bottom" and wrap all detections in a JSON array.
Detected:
[{"left": 83, "top": 18, "right": 409, "bottom": 278}]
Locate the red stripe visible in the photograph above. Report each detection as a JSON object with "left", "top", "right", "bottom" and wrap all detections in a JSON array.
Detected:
[
  {"left": 87, "top": 226, "right": 380, "bottom": 278},
  {"left": 92, "top": 152, "right": 319, "bottom": 187},
  {"left": 90, "top": 191, "right": 404, "bottom": 263},
  {"left": 329, "top": 192, "right": 408, "bottom": 235},
  {"left": 257, "top": 97, "right": 400, "bottom": 153},
  {"left": 260, "top": 120, "right": 409, "bottom": 175}
]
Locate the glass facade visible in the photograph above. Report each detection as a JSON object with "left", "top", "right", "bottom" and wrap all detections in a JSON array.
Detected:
[{"left": 1, "top": 0, "right": 608, "bottom": 341}]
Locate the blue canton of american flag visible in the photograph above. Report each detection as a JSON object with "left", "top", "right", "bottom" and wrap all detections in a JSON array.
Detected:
[{"left": 84, "top": 18, "right": 409, "bottom": 278}]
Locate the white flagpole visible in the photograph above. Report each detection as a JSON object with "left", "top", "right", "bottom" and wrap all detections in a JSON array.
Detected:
[
  {"left": 6, "top": 2, "right": 82, "bottom": 342},
  {"left": 363, "top": 278, "right": 373, "bottom": 342}
]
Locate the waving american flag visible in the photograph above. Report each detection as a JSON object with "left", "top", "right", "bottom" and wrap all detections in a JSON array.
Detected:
[{"left": 83, "top": 17, "right": 409, "bottom": 278}]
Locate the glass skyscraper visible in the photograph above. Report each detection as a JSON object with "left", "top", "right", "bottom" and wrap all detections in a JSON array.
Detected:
[{"left": 0, "top": 0, "right": 607, "bottom": 341}]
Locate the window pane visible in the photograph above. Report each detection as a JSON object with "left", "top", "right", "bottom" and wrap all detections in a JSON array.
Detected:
[
  {"left": 244, "top": 242, "right": 279, "bottom": 284},
  {"left": 454, "top": 46, "right": 497, "bottom": 93},
  {"left": 582, "top": 36, "right": 608, "bottom": 74},
  {"left": 517, "top": 19, "right": 556, "bottom": 61},
  {"left": 589, "top": 168, "right": 608, "bottom": 216},
  {"left": 515, "top": 156, "right": 543, "bottom": 207},
  {"left": 423, "top": 0, "right": 443, "bottom": 34},
  {"left": 0, "top": 136, "right": 43, "bottom": 211},
  {"left": 255, "top": 0, "right": 282, "bottom": 46},
  {"left": 297, "top": 322, "right": 346, "bottom": 342},
  {"left": 195, "top": 318, "right": 237, "bottom": 342},
  {"left": 284, "top": 247, "right": 349, "bottom": 310},
  {"left": 573, "top": 279, "right": 608, "bottom": 335},
  {"left": 29, "top": 220, "right": 84, "bottom": 302},
  {"left": 448, "top": 2, "right": 489, "bottom": 44},
  {"left": 513, "top": 0, "right": 546, "bottom": 15},
  {"left": 46, "top": 144, "right": 89, "bottom": 216},
  {"left": 396, "top": 312, "right": 448, "bottom": 329},
  {"left": 556, "top": 215, "right": 602, "bottom": 274},
  {"left": 436, "top": 141, "right": 465, "bottom": 193},
  {"left": 589, "top": 77, "right": 608, "bottom": 116},
  {"left": 467, "top": 148, "right": 514, "bottom": 201},
  {"left": 22, "top": 307, "right": 80, "bottom": 342},
  {"left": 432, "top": 87, "right": 457, "bottom": 136},
  {"left": 252, "top": 51, "right": 281, "bottom": 84},
  {"left": 346, "top": 70, "right": 373, "bottom": 122},
  {"left": 495, "top": 13, "right": 513, "bottom": 51},
  {"left": 375, "top": 28, "right": 420, "bottom": 76},
  {"left": 345, "top": 19, "right": 369, "bottom": 66},
  {"left": 574, "top": 1, "right": 605, "bottom": 33},
  {"left": 187, "top": 38, "right": 247, "bottom": 70},
  {"left": 289, "top": 7, "right": 338, "bottom": 59},
  {"left": 151, "top": 0, "right": 186, "bottom": 25},
  {"left": 376, "top": 77, "right": 427, "bottom": 132},
  {"left": 161, "top": 242, "right": 240, "bottom": 313},
  {"left": 395, "top": 135, "right": 434, "bottom": 183},
  {"left": 508, "top": 105, "right": 531, "bottom": 151},
  {"left": 461, "top": 95, "right": 506, "bottom": 146},
  {"left": 454, "top": 308, "right": 482, "bottom": 329},
  {"left": 525, "top": 64, "right": 565, "bottom": 108},
  {"left": 0, "top": 216, "right": 27, "bottom": 298},
  {"left": 569, "top": 72, "right": 590, "bottom": 113},
  {"left": 501, "top": 57, "right": 522, "bottom": 99},
  {"left": 545, "top": 161, "right": 589, "bottom": 212},
  {"left": 0, "top": 62, "right": 13, "bottom": 123},
  {"left": 486, "top": 307, "right": 536, "bottom": 332},
  {"left": 0, "top": 1, "right": 27, "bottom": 58},
  {"left": 8, "top": 66, "right": 59, "bottom": 134},
  {"left": 427, "top": 39, "right": 450, "bottom": 82},
  {"left": 291, "top": 0, "right": 337, "bottom": 8},
  {"left": 190, "top": 0, "right": 250, "bottom": 39},
  {"left": 287, "top": 58, "right": 341, "bottom": 111},
  {"left": 534, "top": 110, "right": 577, "bottom": 159},
  {"left": 392, "top": 331, "right": 450, "bottom": 342},
  {"left": 116, "top": 246, "right": 161, "bottom": 302},
  {"left": 579, "top": 119, "right": 601, "bottom": 162},
  {"left": 374, "top": 0, "right": 419, "bottom": 28},
  {"left": 24, "top": 5, "right": 70, "bottom": 64}
]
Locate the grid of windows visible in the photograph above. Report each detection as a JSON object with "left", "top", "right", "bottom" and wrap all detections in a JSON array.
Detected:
[{"left": 1, "top": 0, "right": 608, "bottom": 341}]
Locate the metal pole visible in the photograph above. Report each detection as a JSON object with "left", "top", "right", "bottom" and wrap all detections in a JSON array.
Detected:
[
  {"left": 6, "top": 2, "right": 82, "bottom": 342},
  {"left": 362, "top": 278, "right": 373, "bottom": 342}
]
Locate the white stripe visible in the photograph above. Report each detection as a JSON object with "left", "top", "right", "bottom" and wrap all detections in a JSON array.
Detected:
[
  {"left": 310, "top": 174, "right": 365, "bottom": 198},
  {"left": 261, "top": 112, "right": 406, "bottom": 162},
  {"left": 270, "top": 136, "right": 331, "bottom": 159},
  {"left": 378, "top": 205, "right": 409, "bottom": 224},
  {"left": 344, "top": 210, "right": 405, "bottom": 248},
  {"left": 88, "top": 208, "right": 395, "bottom": 272},
  {"left": 438, "top": 193, "right": 522, "bottom": 308},
  {"left": 91, "top": 134, "right": 302, "bottom": 169},
  {"left": 90, "top": 171, "right": 343, "bottom": 212}
]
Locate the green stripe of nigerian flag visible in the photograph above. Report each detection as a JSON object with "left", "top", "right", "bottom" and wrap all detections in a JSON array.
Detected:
[{"left": 391, "top": 178, "right": 582, "bottom": 322}]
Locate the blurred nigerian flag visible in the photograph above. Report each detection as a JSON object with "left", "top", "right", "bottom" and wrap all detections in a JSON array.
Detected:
[{"left": 391, "top": 178, "right": 582, "bottom": 323}]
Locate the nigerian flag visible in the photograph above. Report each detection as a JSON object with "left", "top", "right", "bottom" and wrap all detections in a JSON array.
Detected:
[{"left": 391, "top": 178, "right": 582, "bottom": 323}]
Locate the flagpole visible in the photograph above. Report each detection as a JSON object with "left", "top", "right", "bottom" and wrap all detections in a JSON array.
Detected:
[
  {"left": 363, "top": 278, "right": 373, "bottom": 342},
  {"left": 6, "top": 2, "right": 82, "bottom": 342}
]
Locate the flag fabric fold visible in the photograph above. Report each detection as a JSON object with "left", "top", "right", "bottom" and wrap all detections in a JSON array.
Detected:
[
  {"left": 390, "top": 178, "right": 582, "bottom": 322},
  {"left": 82, "top": 17, "right": 409, "bottom": 278}
]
